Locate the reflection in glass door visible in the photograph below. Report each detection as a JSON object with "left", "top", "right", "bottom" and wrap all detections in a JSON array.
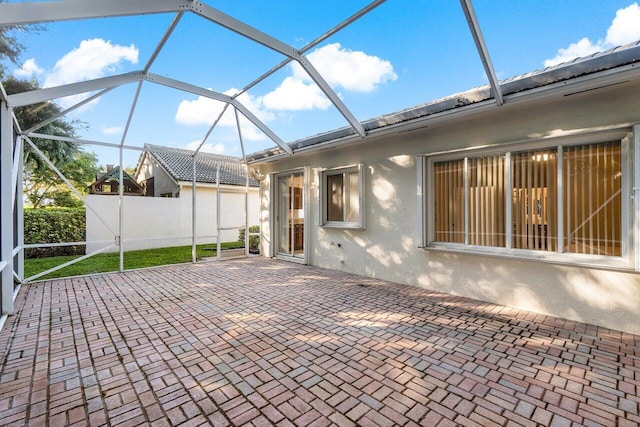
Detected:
[{"left": 276, "top": 172, "right": 304, "bottom": 259}]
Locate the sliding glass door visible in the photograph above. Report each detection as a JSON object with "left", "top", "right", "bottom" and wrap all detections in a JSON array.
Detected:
[{"left": 276, "top": 172, "right": 305, "bottom": 259}]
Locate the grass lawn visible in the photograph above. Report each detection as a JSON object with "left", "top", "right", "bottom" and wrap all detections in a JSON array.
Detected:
[{"left": 24, "top": 242, "right": 245, "bottom": 281}]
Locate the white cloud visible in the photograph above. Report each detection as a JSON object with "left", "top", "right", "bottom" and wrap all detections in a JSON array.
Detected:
[
  {"left": 293, "top": 43, "right": 398, "bottom": 92},
  {"left": 175, "top": 88, "right": 273, "bottom": 141},
  {"left": 185, "top": 140, "right": 226, "bottom": 154},
  {"left": 545, "top": 3, "right": 640, "bottom": 67},
  {"left": 14, "top": 58, "right": 43, "bottom": 77},
  {"left": 263, "top": 43, "right": 397, "bottom": 111},
  {"left": 176, "top": 43, "right": 397, "bottom": 127},
  {"left": 101, "top": 126, "right": 122, "bottom": 135},
  {"left": 262, "top": 76, "right": 332, "bottom": 111},
  {"left": 605, "top": 3, "right": 640, "bottom": 45},
  {"left": 44, "top": 38, "right": 138, "bottom": 87},
  {"left": 175, "top": 96, "right": 225, "bottom": 126},
  {"left": 43, "top": 38, "right": 138, "bottom": 108},
  {"left": 544, "top": 37, "right": 602, "bottom": 67}
]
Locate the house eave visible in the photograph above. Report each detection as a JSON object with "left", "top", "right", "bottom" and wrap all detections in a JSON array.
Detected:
[
  {"left": 247, "top": 49, "right": 640, "bottom": 165},
  {"left": 177, "top": 181, "right": 258, "bottom": 190},
  {"left": 248, "top": 63, "right": 640, "bottom": 165}
]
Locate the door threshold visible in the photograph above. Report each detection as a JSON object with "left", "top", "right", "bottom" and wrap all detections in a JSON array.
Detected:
[{"left": 275, "top": 255, "right": 307, "bottom": 265}]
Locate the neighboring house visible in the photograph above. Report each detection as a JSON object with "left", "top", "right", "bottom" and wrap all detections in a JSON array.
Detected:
[
  {"left": 86, "top": 145, "right": 260, "bottom": 253},
  {"left": 249, "top": 42, "right": 640, "bottom": 334},
  {"left": 88, "top": 165, "right": 143, "bottom": 196},
  {"left": 135, "top": 144, "right": 259, "bottom": 198}
]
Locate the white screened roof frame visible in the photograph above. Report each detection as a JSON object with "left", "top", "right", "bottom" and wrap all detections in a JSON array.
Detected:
[
  {"left": 0, "top": 0, "right": 507, "bottom": 155},
  {"left": 459, "top": 0, "right": 503, "bottom": 106},
  {"left": 0, "top": 0, "right": 508, "bottom": 289},
  {"left": 0, "top": 0, "right": 396, "bottom": 150}
]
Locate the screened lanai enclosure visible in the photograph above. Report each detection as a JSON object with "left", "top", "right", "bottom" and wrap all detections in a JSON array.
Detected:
[
  {"left": 0, "top": 0, "right": 499, "bottom": 321},
  {"left": 0, "top": 0, "right": 393, "bottom": 321},
  {"left": 2, "top": 0, "right": 640, "bottom": 335}
]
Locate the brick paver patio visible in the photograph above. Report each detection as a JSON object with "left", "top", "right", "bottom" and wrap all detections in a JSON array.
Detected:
[{"left": 0, "top": 258, "right": 639, "bottom": 426}]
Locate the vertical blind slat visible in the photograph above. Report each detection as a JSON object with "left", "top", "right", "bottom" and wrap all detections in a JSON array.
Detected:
[
  {"left": 432, "top": 141, "right": 620, "bottom": 257},
  {"left": 563, "top": 142, "right": 621, "bottom": 256}
]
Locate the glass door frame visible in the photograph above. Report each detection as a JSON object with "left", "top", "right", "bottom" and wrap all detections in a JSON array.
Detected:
[{"left": 271, "top": 167, "right": 308, "bottom": 264}]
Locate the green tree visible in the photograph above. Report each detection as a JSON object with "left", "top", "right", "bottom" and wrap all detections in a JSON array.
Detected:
[
  {"left": 0, "top": 1, "right": 24, "bottom": 78},
  {"left": 2, "top": 25, "right": 98, "bottom": 207},
  {"left": 24, "top": 150, "right": 99, "bottom": 208}
]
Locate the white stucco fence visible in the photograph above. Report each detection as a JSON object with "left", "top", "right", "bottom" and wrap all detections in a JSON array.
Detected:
[{"left": 86, "top": 186, "right": 259, "bottom": 253}]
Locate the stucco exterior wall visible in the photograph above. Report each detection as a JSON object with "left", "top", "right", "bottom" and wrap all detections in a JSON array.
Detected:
[
  {"left": 136, "top": 154, "right": 180, "bottom": 197},
  {"left": 86, "top": 185, "right": 259, "bottom": 252},
  {"left": 256, "top": 81, "right": 640, "bottom": 334}
]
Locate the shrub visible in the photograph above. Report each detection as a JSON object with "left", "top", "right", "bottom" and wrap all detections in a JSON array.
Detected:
[
  {"left": 238, "top": 225, "right": 260, "bottom": 252},
  {"left": 24, "top": 207, "right": 86, "bottom": 258}
]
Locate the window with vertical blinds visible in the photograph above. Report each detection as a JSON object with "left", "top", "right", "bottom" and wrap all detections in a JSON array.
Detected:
[
  {"left": 564, "top": 142, "right": 621, "bottom": 256},
  {"left": 433, "top": 160, "right": 464, "bottom": 243},
  {"left": 512, "top": 150, "right": 557, "bottom": 252},
  {"left": 469, "top": 155, "right": 506, "bottom": 247},
  {"left": 428, "top": 139, "right": 626, "bottom": 263}
]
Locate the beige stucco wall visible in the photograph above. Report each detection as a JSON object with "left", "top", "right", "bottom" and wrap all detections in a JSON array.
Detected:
[
  {"left": 136, "top": 154, "right": 180, "bottom": 197},
  {"left": 86, "top": 185, "right": 259, "bottom": 252},
  {"left": 256, "top": 80, "right": 640, "bottom": 334}
]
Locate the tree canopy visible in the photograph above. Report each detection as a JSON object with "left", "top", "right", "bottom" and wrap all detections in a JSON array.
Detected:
[
  {"left": 0, "top": 1, "right": 23, "bottom": 77},
  {"left": 1, "top": 19, "right": 99, "bottom": 208}
]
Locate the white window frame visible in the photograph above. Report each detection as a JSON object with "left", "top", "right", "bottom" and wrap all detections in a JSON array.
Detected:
[
  {"left": 419, "top": 128, "right": 637, "bottom": 270},
  {"left": 319, "top": 164, "right": 365, "bottom": 229}
]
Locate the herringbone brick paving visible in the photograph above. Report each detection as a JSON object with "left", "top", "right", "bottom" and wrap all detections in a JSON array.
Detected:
[{"left": 0, "top": 258, "right": 638, "bottom": 426}]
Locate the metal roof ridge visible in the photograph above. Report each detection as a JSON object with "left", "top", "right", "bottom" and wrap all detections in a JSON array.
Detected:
[{"left": 247, "top": 39, "right": 640, "bottom": 162}]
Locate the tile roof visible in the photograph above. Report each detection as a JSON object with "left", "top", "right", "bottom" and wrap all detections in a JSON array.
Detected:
[
  {"left": 97, "top": 166, "right": 137, "bottom": 182},
  {"left": 143, "top": 144, "right": 259, "bottom": 187},
  {"left": 247, "top": 40, "right": 640, "bottom": 162}
]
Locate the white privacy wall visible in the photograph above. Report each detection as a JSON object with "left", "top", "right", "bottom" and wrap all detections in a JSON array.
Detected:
[
  {"left": 257, "top": 80, "right": 640, "bottom": 334},
  {"left": 86, "top": 185, "right": 259, "bottom": 252}
]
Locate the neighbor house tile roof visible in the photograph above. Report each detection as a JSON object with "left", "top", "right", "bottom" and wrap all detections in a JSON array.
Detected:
[{"left": 144, "top": 144, "right": 259, "bottom": 187}]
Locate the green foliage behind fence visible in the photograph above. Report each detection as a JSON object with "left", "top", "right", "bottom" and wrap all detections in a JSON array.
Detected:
[
  {"left": 24, "top": 207, "right": 86, "bottom": 258},
  {"left": 238, "top": 225, "right": 260, "bottom": 252}
]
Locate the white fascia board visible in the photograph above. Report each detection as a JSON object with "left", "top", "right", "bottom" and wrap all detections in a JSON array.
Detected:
[
  {"left": 8, "top": 72, "right": 144, "bottom": 107},
  {"left": 296, "top": 55, "right": 366, "bottom": 138},
  {"left": 0, "top": 0, "right": 190, "bottom": 26},
  {"left": 191, "top": 2, "right": 297, "bottom": 58},
  {"left": 179, "top": 181, "right": 256, "bottom": 192}
]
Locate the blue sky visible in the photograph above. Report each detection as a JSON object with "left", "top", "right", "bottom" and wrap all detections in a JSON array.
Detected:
[{"left": 5, "top": 0, "right": 640, "bottom": 167}]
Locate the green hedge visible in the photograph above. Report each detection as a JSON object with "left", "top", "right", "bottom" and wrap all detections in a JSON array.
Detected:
[
  {"left": 238, "top": 225, "right": 260, "bottom": 252},
  {"left": 24, "top": 207, "right": 86, "bottom": 258}
]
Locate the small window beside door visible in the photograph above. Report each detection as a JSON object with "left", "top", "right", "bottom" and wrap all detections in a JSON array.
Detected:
[{"left": 320, "top": 164, "right": 365, "bottom": 229}]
